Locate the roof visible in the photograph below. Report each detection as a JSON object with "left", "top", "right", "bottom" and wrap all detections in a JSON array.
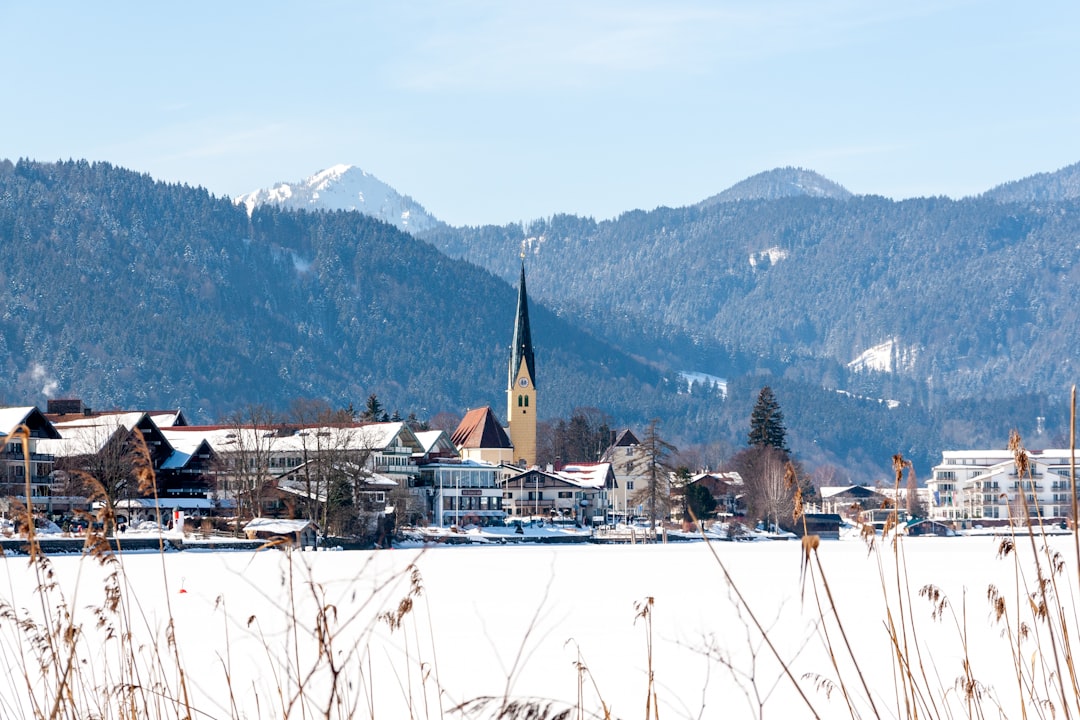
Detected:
[
  {"left": 114, "top": 498, "right": 214, "bottom": 510},
  {"left": 244, "top": 518, "right": 316, "bottom": 535},
  {"left": 40, "top": 412, "right": 146, "bottom": 456},
  {"left": 509, "top": 262, "right": 536, "bottom": 388},
  {"left": 163, "top": 421, "right": 417, "bottom": 455},
  {"left": 451, "top": 407, "right": 513, "bottom": 450},
  {"left": 601, "top": 429, "right": 641, "bottom": 460},
  {"left": 44, "top": 407, "right": 187, "bottom": 426},
  {"left": 0, "top": 407, "right": 62, "bottom": 441},
  {"left": 557, "top": 463, "right": 615, "bottom": 489},
  {"left": 414, "top": 429, "right": 458, "bottom": 457},
  {"left": 504, "top": 462, "right": 615, "bottom": 490},
  {"left": 690, "top": 471, "right": 743, "bottom": 486},
  {"left": 819, "top": 485, "right": 887, "bottom": 500}
]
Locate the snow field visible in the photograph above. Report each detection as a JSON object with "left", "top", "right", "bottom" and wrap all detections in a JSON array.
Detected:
[{"left": 0, "top": 534, "right": 1069, "bottom": 718}]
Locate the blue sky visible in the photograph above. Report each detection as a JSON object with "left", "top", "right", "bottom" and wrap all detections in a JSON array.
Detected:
[{"left": 3, "top": 1, "right": 1079, "bottom": 226}]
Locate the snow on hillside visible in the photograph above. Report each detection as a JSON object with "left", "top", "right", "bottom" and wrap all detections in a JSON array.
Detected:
[
  {"left": 749, "top": 246, "right": 788, "bottom": 267},
  {"left": 847, "top": 337, "right": 918, "bottom": 374},
  {"left": 678, "top": 370, "right": 727, "bottom": 396},
  {"left": 235, "top": 164, "right": 440, "bottom": 234}
]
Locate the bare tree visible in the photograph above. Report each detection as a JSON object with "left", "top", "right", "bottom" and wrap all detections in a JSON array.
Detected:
[
  {"left": 288, "top": 398, "right": 340, "bottom": 525},
  {"left": 54, "top": 419, "right": 155, "bottom": 535},
  {"left": 222, "top": 405, "right": 280, "bottom": 533},
  {"left": 729, "top": 445, "right": 794, "bottom": 531},
  {"left": 629, "top": 418, "right": 677, "bottom": 536}
]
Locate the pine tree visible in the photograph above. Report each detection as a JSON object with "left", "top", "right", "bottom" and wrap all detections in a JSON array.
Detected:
[{"left": 748, "top": 386, "right": 788, "bottom": 453}]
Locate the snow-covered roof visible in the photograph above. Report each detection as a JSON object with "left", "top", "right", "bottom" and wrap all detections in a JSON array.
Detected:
[
  {"left": 557, "top": 463, "right": 613, "bottom": 489},
  {"left": 414, "top": 429, "right": 456, "bottom": 456},
  {"left": 164, "top": 421, "right": 413, "bottom": 456},
  {"left": 160, "top": 430, "right": 209, "bottom": 456},
  {"left": 40, "top": 413, "right": 143, "bottom": 456},
  {"left": 114, "top": 498, "right": 215, "bottom": 510},
  {"left": 160, "top": 449, "right": 192, "bottom": 470},
  {"left": 0, "top": 407, "right": 55, "bottom": 440},
  {"left": 148, "top": 411, "right": 186, "bottom": 427},
  {"left": 819, "top": 485, "right": 887, "bottom": 499},
  {"left": 690, "top": 471, "right": 743, "bottom": 486},
  {"left": 244, "top": 518, "right": 316, "bottom": 534}
]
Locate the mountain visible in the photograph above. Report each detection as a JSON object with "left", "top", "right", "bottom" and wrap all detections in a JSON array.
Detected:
[
  {"left": 981, "top": 161, "right": 1080, "bottom": 203},
  {"left": 421, "top": 179, "right": 1080, "bottom": 407},
  {"left": 235, "top": 164, "right": 441, "bottom": 234},
  {"left": 3, "top": 157, "right": 1074, "bottom": 481},
  {"left": 697, "top": 167, "right": 852, "bottom": 206},
  {"left": 419, "top": 163, "right": 1080, "bottom": 472},
  {"left": 0, "top": 159, "right": 683, "bottom": 434}
]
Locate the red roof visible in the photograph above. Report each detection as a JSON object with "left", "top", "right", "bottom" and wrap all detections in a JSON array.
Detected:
[{"left": 450, "top": 407, "right": 513, "bottom": 449}]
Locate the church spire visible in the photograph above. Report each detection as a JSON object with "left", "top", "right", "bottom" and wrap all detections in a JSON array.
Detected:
[
  {"left": 507, "top": 261, "right": 537, "bottom": 467},
  {"left": 509, "top": 261, "right": 536, "bottom": 389}
]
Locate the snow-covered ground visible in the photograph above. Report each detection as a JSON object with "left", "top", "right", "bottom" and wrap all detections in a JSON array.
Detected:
[{"left": 0, "top": 532, "right": 1074, "bottom": 718}]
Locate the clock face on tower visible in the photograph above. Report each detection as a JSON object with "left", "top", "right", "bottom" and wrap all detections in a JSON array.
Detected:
[{"left": 519, "top": 377, "right": 529, "bottom": 388}]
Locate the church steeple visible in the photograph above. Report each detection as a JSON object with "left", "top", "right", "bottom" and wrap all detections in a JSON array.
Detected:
[
  {"left": 509, "top": 261, "right": 536, "bottom": 390},
  {"left": 507, "top": 261, "right": 537, "bottom": 467}
]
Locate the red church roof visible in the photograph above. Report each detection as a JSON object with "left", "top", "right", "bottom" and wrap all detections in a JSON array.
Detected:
[{"left": 451, "top": 407, "right": 513, "bottom": 450}]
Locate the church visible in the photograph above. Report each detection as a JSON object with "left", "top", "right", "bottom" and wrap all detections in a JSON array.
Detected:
[{"left": 451, "top": 262, "right": 537, "bottom": 468}]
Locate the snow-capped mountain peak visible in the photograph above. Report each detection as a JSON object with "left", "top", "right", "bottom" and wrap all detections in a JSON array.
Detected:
[{"left": 235, "top": 165, "right": 440, "bottom": 234}]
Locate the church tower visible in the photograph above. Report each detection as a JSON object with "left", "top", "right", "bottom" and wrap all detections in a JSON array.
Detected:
[{"left": 507, "top": 262, "right": 537, "bottom": 467}]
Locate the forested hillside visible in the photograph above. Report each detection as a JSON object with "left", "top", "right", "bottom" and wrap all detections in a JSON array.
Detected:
[
  {"left": 0, "top": 159, "right": 1065, "bottom": 481},
  {"left": 0, "top": 160, "right": 673, "bottom": 429},
  {"left": 420, "top": 170, "right": 1080, "bottom": 407}
]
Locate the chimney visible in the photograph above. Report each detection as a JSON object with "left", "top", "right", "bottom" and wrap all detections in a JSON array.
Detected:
[{"left": 47, "top": 398, "right": 84, "bottom": 416}]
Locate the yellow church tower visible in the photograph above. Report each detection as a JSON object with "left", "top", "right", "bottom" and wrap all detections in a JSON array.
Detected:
[{"left": 507, "top": 262, "right": 537, "bottom": 467}]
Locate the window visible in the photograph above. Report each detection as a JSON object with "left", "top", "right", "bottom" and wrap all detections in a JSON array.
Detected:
[
  {"left": 524, "top": 396, "right": 529, "bottom": 407},
  {"left": 558, "top": 491, "right": 572, "bottom": 499},
  {"left": 518, "top": 395, "right": 523, "bottom": 407},
  {"left": 626, "top": 481, "right": 634, "bottom": 491}
]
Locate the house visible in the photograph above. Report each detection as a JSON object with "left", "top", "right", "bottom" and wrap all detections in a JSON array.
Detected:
[
  {"left": 905, "top": 518, "right": 955, "bottom": 537},
  {"left": 413, "top": 429, "right": 460, "bottom": 464},
  {"left": 817, "top": 485, "right": 892, "bottom": 519},
  {"left": 418, "top": 457, "right": 508, "bottom": 527},
  {"left": 794, "top": 513, "right": 843, "bottom": 540},
  {"left": 677, "top": 471, "right": 744, "bottom": 519},
  {"left": 243, "top": 517, "right": 318, "bottom": 548},
  {"left": 600, "top": 429, "right": 655, "bottom": 522},
  {"left": 927, "top": 449, "right": 1079, "bottom": 526},
  {"left": 165, "top": 421, "right": 419, "bottom": 536},
  {"left": 0, "top": 407, "right": 65, "bottom": 515},
  {"left": 500, "top": 463, "right": 615, "bottom": 525},
  {"left": 42, "top": 410, "right": 217, "bottom": 521}
]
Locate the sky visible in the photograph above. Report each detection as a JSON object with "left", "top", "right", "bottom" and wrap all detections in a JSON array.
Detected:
[{"left": 3, "top": 1, "right": 1080, "bottom": 226}]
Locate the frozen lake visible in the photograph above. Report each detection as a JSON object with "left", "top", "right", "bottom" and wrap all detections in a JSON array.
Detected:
[{"left": 0, "top": 533, "right": 1073, "bottom": 719}]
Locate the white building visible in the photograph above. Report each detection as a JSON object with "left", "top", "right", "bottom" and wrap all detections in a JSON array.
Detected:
[
  {"left": 600, "top": 429, "right": 661, "bottom": 522},
  {"left": 927, "top": 449, "right": 1079, "bottom": 525},
  {"left": 419, "top": 458, "right": 508, "bottom": 527},
  {"left": 500, "top": 462, "right": 615, "bottom": 524}
]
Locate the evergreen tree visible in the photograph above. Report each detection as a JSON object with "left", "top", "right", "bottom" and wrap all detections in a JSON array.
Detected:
[
  {"left": 361, "top": 394, "right": 386, "bottom": 422},
  {"left": 685, "top": 482, "right": 718, "bottom": 523},
  {"left": 748, "top": 386, "right": 789, "bottom": 453}
]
